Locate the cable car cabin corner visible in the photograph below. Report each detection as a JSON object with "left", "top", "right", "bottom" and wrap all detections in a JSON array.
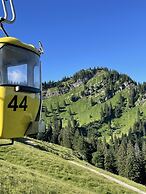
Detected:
[{"left": 0, "top": 37, "right": 45, "bottom": 139}]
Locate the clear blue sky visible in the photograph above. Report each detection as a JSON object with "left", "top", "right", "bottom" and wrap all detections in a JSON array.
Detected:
[{"left": 1, "top": 0, "right": 146, "bottom": 83}]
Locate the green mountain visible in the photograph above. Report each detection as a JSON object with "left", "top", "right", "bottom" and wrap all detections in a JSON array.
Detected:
[
  {"left": 42, "top": 67, "right": 146, "bottom": 139},
  {"left": 0, "top": 138, "right": 146, "bottom": 194},
  {"left": 41, "top": 67, "right": 146, "bottom": 184}
]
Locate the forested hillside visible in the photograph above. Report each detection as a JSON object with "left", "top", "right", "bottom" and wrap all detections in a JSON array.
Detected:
[{"left": 41, "top": 67, "right": 146, "bottom": 184}]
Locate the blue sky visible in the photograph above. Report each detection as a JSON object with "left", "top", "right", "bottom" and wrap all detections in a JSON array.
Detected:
[{"left": 1, "top": 0, "right": 146, "bottom": 82}]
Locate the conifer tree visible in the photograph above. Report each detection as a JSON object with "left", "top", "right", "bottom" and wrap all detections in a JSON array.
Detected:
[
  {"left": 114, "top": 103, "right": 122, "bottom": 118},
  {"left": 128, "top": 88, "right": 136, "bottom": 108},
  {"left": 104, "top": 146, "right": 115, "bottom": 173},
  {"left": 61, "top": 127, "right": 72, "bottom": 148},
  {"left": 113, "top": 136, "right": 120, "bottom": 154},
  {"left": 92, "top": 140, "right": 104, "bottom": 168},
  {"left": 105, "top": 85, "right": 111, "bottom": 99},
  {"left": 77, "top": 136, "right": 88, "bottom": 160},
  {"left": 45, "top": 124, "right": 53, "bottom": 142},
  {"left": 142, "top": 139, "right": 146, "bottom": 184},
  {"left": 116, "top": 138, "right": 127, "bottom": 177},
  {"left": 119, "top": 94, "right": 125, "bottom": 107},
  {"left": 51, "top": 113, "right": 61, "bottom": 144},
  {"left": 72, "top": 129, "right": 80, "bottom": 150},
  {"left": 125, "top": 141, "right": 142, "bottom": 183},
  {"left": 62, "top": 118, "right": 77, "bottom": 148},
  {"left": 134, "top": 141, "right": 145, "bottom": 184},
  {"left": 108, "top": 102, "right": 113, "bottom": 119}
]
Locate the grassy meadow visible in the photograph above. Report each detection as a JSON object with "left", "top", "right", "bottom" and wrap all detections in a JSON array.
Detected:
[{"left": 0, "top": 139, "right": 145, "bottom": 194}]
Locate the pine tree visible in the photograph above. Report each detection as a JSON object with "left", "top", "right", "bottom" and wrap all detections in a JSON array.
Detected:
[
  {"left": 39, "top": 124, "right": 52, "bottom": 142},
  {"left": 114, "top": 105, "right": 121, "bottom": 118},
  {"left": 104, "top": 145, "right": 115, "bottom": 173},
  {"left": 116, "top": 138, "right": 127, "bottom": 177},
  {"left": 119, "top": 94, "right": 125, "bottom": 107},
  {"left": 113, "top": 136, "right": 120, "bottom": 154},
  {"left": 105, "top": 85, "right": 111, "bottom": 99},
  {"left": 134, "top": 141, "right": 145, "bottom": 183},
  {"left": 77, "top": 136, "right": 88, "bottom": 160},
  {"left": 142, "top": 139, "right": 146, "bottom": 184},
  {"left": 61, "top": 127, "right": 72, "bottom": 148},
  {"left": 125, "top": 141, "right": 142, "bottom": 183},
  {"left": 128, "top": 88, "right": 136, "bottom": 108},
  {"left": 108, "top": 121, "right": 113, "bottom": 140},
  {"left": 92, "top": 140, "right": 104, "bottom": 168},
  {"left": 62, "top": 118, "right": 77, "bottom": 148},
  {"left": 51, "top": 113, "right": 60, "bottom": 144},
  {"left": 72, "top": 129, "right": 80, "bottom": 150},
  {"left": 108, "top": 102, "right": 113, "bottom": 119}
]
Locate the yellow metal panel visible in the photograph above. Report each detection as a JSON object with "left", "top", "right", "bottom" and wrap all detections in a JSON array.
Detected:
[
  {"left": 0, "top": 87, "right": 5, "bottom": 137},
  {"left": 0, "top": 37, "right": 40, "bottom": 55},
  {"left": 0, "top": 86, "right": 40, "bottom": 139}
]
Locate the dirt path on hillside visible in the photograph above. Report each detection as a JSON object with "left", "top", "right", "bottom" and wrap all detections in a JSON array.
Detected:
[
  {"left": 17, "top": 138, "right": 146, "bottom": 194},
  {"left": 70, "top": 161, "right": 146, "bottom": 194}
]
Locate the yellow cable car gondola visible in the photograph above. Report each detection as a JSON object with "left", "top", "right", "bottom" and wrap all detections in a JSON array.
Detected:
[{"left": 0, "top": 0, "right": 45, "bottom": 145}]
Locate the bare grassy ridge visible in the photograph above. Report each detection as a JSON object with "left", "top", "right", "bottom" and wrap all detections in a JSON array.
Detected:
[{"left": 0, "top": 139, "right": 145, "bottom": 194}]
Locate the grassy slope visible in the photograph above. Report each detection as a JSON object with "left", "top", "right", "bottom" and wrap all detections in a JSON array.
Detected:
[
  {"left": 0, "top": 139, "right": 145, "bottom": 194},
  {"left": 43, "top": 71, "right": 146, "bottom": 138}
]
